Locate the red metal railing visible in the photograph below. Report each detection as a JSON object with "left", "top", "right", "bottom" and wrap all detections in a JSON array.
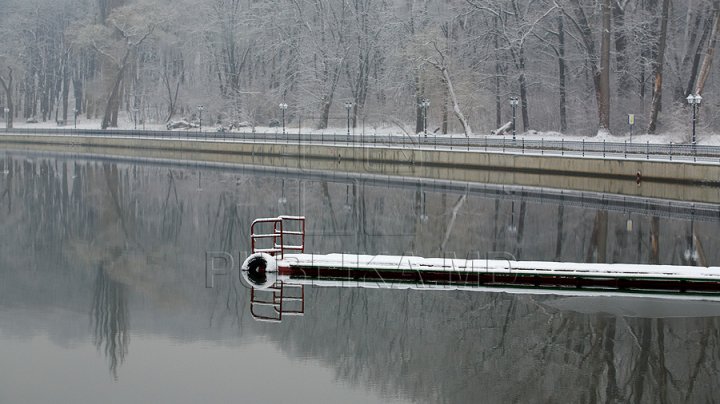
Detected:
[
  {"left": 248, "top": 216, "right": 306, "bottom": 322},
  {"left": 250, "top": 216, "right": 305, "bottom": 259}
]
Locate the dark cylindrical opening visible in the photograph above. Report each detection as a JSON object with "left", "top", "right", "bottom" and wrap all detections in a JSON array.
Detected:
[{"left": 245, "top": 255, "right": 268, "bottom": 286}]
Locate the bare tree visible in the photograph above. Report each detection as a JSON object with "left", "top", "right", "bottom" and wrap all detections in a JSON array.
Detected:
[
  {"left": 290, "top": 0, "right": 350, "bottom": 129},
  {"left": 426, "top": 41, "right": 472, "bottom": 137},
  {"left": 0, "top": 67, "right": 13, "bottom": 128},
  {"left": 694, "top": 1, "right": 720, "bottom": 95},
  {"left": 563, "top": 0, "right": 612, "bottom": 133},
  {"left": 1, "top": 0, "right": 720, "bottom": 135},
  {"left": 343, "top": 0, "right": 387, "bottom": 128},
  {"left": 161, "top": 52, "right": 184, "bottom": 122},
  {"left": 677, "top": 2, "right": 713, "bottom": 101},
  {"left": 99, "top": 19, "right": 154, "bottom": 129},
  {"left": 468, "top": 0, "right": 557, "bottom": 131},
  {"left": 647, "top": 0, "right": 670, "bottom": 134}
]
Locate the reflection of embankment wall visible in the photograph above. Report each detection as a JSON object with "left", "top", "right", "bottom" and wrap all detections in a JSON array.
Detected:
[
  {"left": 2, "top": 134, "right": 719, "bottom": 203},
  {"left": 2, "top": 154, "right": 717, "bottom": 273}
]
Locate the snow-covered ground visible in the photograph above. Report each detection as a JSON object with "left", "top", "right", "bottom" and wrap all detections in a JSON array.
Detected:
[{"left": 7, "top": 116, "right": 720, "bottom": 146}]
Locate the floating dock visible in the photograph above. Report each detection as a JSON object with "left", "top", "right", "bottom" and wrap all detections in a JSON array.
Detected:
[{"left": 242, "top": 216, "right": 720, "bottom": 321}]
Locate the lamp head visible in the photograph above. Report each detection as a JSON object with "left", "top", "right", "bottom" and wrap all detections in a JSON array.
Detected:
[{"left": 687, "top": 94, "right": 702, "bottom": 105}]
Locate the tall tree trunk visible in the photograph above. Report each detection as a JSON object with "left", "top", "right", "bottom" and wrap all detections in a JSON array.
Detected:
[
  {"left": 439, "top": 66, "right": 472, "bottom": 137},
  {"left": 317, "top": 65, "right": 341, "bottom": 130},
  {"left": 613, "top": 1, "right": 629, "bottom": 96},
  {"left": 61, "top": 59, "right": 70, "bottom": 123},
  {"left": 494, "top": 15, "right": 502, "bottom": 128},
  {"left": 102, "top": 49, "right": 131, "bottom": 129},
  {"left": 676, "top": 4, "right": 709, "bottom": 101},
  {"left": 568, "top": 0, "right": 610, "bottom": 133},
  {"left": 24, "top": 67, "right": 37, "bottom": 119},
  {"left": 639, "top": 0, "right": 658, "bottom": 104},
  {"left": 518, "top": 49, "right": 530, "bottom": 131},
  {"left": 0, "top": 68, "right": 13, "bottom": 128},
  {"left": 347, "top": 0, "right": 373, "bottom": 129},
  {"left": 694, "top": 2, "right": 720, "bottom": 95},
  {"left": 558, "top": 13, "right": 567, "bottom": 133},
  {"left": 427, "top": 42, "right": 472, "bottom": 137},
  {"left": 72, "top": 74, "right": 82, "bottom": 118},
  {"left": 163, "top": 73, "right": 181, "bottom": 123},
  {"left": 598, "top": 0, "right": 611, "bottom": 131},
  {"left": 684, "top": 13, "right": 712, "bottom": 99},
  {"left": 647, "top": 0, "right": 671, "bottom": 134},
  {"left": 415, "top": 71, "right": 423, "bottom": 133},
  {"left": 442, "top": 82, "right": 449, "bottom": 134}
]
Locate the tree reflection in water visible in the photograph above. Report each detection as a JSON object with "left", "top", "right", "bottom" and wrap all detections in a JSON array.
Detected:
[
  {"left": 2, "top": 153, "right": 720, "bottom": 401},
  {"left": 91, "top": 265, "right": 129, "bottom": 380}
]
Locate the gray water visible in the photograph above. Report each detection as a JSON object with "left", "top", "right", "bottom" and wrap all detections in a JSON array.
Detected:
[{"left": 1, "top": 152, "right": 719, "bottom": 403}]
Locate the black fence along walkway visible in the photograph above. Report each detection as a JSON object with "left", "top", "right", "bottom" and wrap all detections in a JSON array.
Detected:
[{"left": 2, "top": 127, "right": 720, "bottom": 164}]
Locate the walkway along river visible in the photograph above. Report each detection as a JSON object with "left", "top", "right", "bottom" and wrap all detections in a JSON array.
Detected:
[{"left": 1, "top": 131, "right": 720, "bottom": 203}]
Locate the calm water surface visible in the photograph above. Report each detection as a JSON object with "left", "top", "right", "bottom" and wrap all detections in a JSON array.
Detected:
[{"left": 1, "top": 152, "right": 719, "bottom": 403}]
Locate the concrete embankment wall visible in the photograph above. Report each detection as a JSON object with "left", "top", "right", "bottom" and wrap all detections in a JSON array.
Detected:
[{"left": 1, "top": 134, "right": 719, "bottom": 203}]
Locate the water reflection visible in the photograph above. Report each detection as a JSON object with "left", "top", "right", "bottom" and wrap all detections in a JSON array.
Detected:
[
  {"left": 91, "top": 266, "right": 129, "bottom": 379},
  {"left": 0, "top": 152, "right": 719, "bottom": 403}
]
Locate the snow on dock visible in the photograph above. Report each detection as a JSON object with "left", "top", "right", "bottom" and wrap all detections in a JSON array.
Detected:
[
  {"left": 243, "top": 216, "right": 720, "bottom": 321},
  {"left": 276, "top": 253, "right": 720, "bottom": 282},
  {"left": 240, "top": 216, "right": 720, "bottom": 321},
  {"left": 244, "top": 216, "right": 720, "bottom": 297}
]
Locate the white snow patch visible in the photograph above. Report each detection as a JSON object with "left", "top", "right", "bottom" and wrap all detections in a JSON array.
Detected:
[{"left": 7, "top": 116, "right": 720, "bottom": 146}]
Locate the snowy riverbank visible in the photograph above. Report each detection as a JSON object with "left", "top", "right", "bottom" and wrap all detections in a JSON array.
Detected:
[{"left": 7, "top": 117, "right": 720, "bottom": 147}]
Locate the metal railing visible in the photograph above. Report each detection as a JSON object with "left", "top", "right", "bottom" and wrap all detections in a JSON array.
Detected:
[
  {"left": 3, "top": 126, "right": 720, "bottom": 164},
  {"left": 250, "top": 216, "right": 305, "bottom": 259}
]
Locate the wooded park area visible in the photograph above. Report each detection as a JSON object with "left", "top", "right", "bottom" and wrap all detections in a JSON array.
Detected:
[{"left": 0, "top": 0, "right": 719, "bottom": 137}]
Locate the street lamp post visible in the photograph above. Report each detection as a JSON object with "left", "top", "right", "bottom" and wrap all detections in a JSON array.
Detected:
[
  {"left": 420, "top": 99, "right": 430, "bottom": 136},
  {"left": 686, "top": 93, "right": 702, "bottom": 146},
  {"left": 132, "top": 108, "right": 139, "bottom": 130},
  {"left": 197, "top": 105, "right": 205, "bottom": 132},
  {"left": 3, "top": 107, "right": 9, "bottom": 130},
  {"left": 344, "top": 102, "right": 353, "bottom": 136},
  {"left": 509, "top": 96, "right": 519, "bottom": 141},
  {"left": 279, "top": 103, "right": 288, "bottom": 135}
]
